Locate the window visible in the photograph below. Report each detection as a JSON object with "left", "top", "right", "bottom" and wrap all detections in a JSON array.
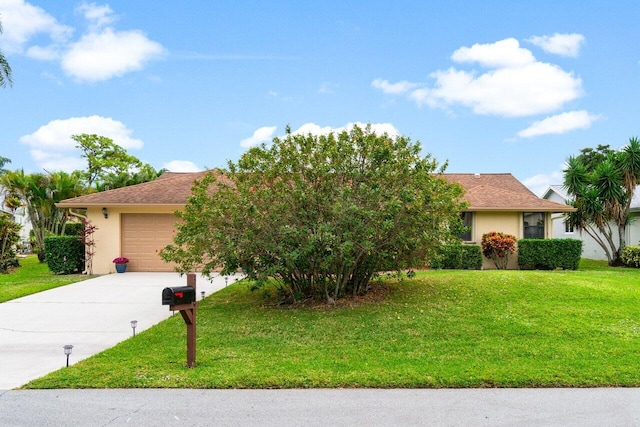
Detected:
[
  {"left": 523, "top": 212, "right": 545, "bottom": 239},
  {"left": 459, "top": 212, "right": 473, "bottom": 241},
  {"left": 564, "top": 221, "right": 574, "bottom": 234}
]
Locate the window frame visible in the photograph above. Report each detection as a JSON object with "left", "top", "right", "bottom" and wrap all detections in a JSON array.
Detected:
[
  {"left": 523, "top": 212, "right": 545, "bottom": 239},
  {"left": 459, "top": 211, "right": 473, "bottom": 242},
  {"left": 564, "top": 220, "right": 574, "bottom": 234}
]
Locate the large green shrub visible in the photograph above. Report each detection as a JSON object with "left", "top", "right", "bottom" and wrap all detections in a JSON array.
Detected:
[
  {"left": 44, "top": 236, "right": 84, "bottom": 274},
  {"left": 161, "top": 125, "right": 466, "bottom": 304},
  {"left": 621, "top": 246, "right": 640, "bottom": 268},
  {"left": 518, "top": 239, "right": 582, "bottom": 270},
  {"left": 431, "top": 244, "right": 482, "bottom": 270}
]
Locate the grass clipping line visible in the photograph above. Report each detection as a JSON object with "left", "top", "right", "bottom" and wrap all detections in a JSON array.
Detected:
[{"left": 24, "top": 265, "right": 640, "bottom": 389}]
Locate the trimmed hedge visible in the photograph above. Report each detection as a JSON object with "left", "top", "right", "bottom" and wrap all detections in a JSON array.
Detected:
[
  {"left": 63, "top": 222, "right": 84, "bottom": 236},
  {"left": 44, "top": 236, "right": 84, "bottom": 274},
  {"left": 431, "top": 244, "right": 482, "bottom": 270},
  {"left": 621, "top": 245, "right": 640, "bottom": 268},
  {"left": 518, "top": 238, "right": 583, "bottom": 270}
]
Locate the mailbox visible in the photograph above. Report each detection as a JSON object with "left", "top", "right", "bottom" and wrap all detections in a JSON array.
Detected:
[{"left": 162, "top": 286, "right": 196, "bottom": 306}]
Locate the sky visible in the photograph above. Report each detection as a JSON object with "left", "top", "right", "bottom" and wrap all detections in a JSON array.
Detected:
[{"left": 1, "top": 0, "right": 639, "bottom": 196}]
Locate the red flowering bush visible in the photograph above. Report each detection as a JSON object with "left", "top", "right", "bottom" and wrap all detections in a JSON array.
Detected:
[
  {"left": 112, "top": 257, "right": 129, "bottom": 264},
  {"left": 481, "top": 231, "right": 517, "bottom": 269}
]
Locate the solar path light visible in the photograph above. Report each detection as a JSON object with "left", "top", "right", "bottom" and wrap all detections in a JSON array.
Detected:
[
  {"left": 131, "top": 320, "right": 138, "bottom": 336},
  {"left": 63, "top": 344, "right": 73, "bottom": 367}
]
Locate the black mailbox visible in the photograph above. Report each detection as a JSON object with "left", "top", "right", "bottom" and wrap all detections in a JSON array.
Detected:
[{"left": 162, "top": 286, "right": 196, "bottom": 306}]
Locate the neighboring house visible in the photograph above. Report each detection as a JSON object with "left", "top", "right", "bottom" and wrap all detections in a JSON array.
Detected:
[
  {"left": 57, "top": 171, "right": 574, "bottom": 274},
  {"left": 444, "top": 174, "right": 575, "bottom": 269},
  {"left": 543, "top": 185, "right": 640, "bottom": 260}
]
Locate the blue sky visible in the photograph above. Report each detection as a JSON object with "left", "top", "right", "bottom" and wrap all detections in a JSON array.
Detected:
[{"left": 1, "top": 0, "right": 639, "bottom": 195}]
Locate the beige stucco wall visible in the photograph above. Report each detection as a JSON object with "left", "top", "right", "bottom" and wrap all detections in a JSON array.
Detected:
[
  {"left": 467, "top": 211, "right": 551, "bottom": 269},
  {"left": 84, "top": 205, "right": 181, "bottom": 275},
  {"left": 84, "top": 204, "right": 553, "bottom": 273}
]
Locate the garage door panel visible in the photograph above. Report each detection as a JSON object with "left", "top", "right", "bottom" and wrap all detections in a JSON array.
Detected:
[{"left": 121, "top": 214, "right": 179, "bottom": 272}]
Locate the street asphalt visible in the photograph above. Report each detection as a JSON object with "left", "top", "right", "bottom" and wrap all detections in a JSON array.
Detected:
[
  {"left": 1, "top": 388, "right": 640, "bottom": 426},
  {"left": 2, "top": 272, "right": 640, "bottom": 425}
]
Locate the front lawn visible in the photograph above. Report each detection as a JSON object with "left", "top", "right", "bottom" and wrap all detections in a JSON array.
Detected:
[
  {"left": 25, "top": 260, "right": 640, "bottom": 388},
  {"left": 0, "top": 255, "right": 91, "bottom": 303}
]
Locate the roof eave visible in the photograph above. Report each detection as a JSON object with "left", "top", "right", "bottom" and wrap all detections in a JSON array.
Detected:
[
  {"left": 56, "top": 202, "right": 186, "bottom": 209},
  {"left": 466, "top": 207, "right": 576, "bottom": 212}
]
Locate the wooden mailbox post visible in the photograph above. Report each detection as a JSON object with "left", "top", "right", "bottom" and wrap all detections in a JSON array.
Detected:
[{"left": 162, "top": 273, "right": 198, "bottom": 368}]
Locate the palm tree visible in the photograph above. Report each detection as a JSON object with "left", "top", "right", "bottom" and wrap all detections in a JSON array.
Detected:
[
  {"left": 0, "top": 155, "right": 10, "bottom": 174},
  {"left": 0, "top": 17, "right": 13, "bottom": 88},
  {"left": 564, "top": 137, "right": 640, "bottom": 266},
  {"left": 1, "top": 170, "right": 84, "bottom": 262}
]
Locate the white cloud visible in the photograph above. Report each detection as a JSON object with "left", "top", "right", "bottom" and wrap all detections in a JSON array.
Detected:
[
  {"left": 25, "top": 44, "right": 60, "bottom": 60},
  {"left": 374, "top": 37, "right": 584, "bottom": 118},
  {"left": 527, "top": 33, "right": 585, "bottom": 57},
  {"left": 76, "top": 2, "right": 115, "bottom": 30},
  {"left": 29, "top": 149, "right": 85, "bottom": 173},
  {"left": 424, "top": 62, "right": 581, "bottom": 116},
  {"left": 19, "top": 115, "right": 143, "bottom": 171},
  {"left": 163, "top": 160, "right": 202, "bottom": 172},
  {"left": 517, "top": 110, "right": 601, "bottom": 138},
  {"left": 292, "top": 122, "right": 400, "bottom": 138},
  {"left": 0, "top": 0, "right": 73, "bottom": 53},
  {"left": 0, "top": 1, "right": 166, "bottom": 82},
  {"left": 371, "top": 78, "right": 418, "bottom": 95},
  {"left": 292, "top": 123, "right": 335, "bottom": 136},
  {"left": 20, "top": 115, "right": 143, "bottom": 149},
  {"left": 523, "top": 169, "right": 564, "bottom": 197},
  {"left": 61, "top": 28, "right": 166, "bottom": 82},
  {"left": 240, "top": 126, "right": 278, "bottom": 148},
  {"left": 241, "top": 122, "right": 401, "bottom": 149},
  {"left": 451, "top": 38, "right": 535, "bottom": 68}
]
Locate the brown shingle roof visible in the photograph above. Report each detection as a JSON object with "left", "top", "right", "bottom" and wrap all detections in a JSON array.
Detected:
[
  {"left": 56, "top": 170, "right": 222, "bottom": 207},
  {"left": 57, "top": 170, "right": 573, "bottom": 213},
  {"left": 443, "top": 173, "right": 574, "bottom": 212}
]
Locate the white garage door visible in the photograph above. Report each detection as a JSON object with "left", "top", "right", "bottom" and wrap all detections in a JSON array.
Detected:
[{"left": 121, "top": 214, "right": 178, "bottom": 272}]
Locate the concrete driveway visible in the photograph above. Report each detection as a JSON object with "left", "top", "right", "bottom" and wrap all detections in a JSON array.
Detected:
[{"left": 0, "top": 272, "right": 241, "bottom": 390}]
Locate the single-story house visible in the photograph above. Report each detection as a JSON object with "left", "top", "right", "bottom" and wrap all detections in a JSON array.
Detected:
[
  {"left": 57, "top": 170, "right": 214, "bottom": 274},
  {"left": 57, "top": 171, "right": 574, "bottom": 274},
  {"left": 543, "top": 185, "right": 640, "bottom": 260},
  {"left": 445, "top": 174, "right": 575, "bottom": 269}
]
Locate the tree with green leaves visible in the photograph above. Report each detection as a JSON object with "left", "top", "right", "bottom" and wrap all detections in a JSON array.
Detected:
[
  {"left": 0, "top": 211, "right": 20, "bottom": 272},
  {"left": 161, "top": 124, "right": 466, "bottom": 303},
  {"left": 0, "top": 155, "right": 10, "bottom": 174},
  {"left": 96, "top": 164, "right": 165, "bottom": 192},
  {"left": 564, "top": 137, "right": 640, "bottom": 266},
  {"left": 72, "top": 134, "right": 161, "bottom": 190},
  {"left": 0, "top": 155, "right": 12, "bottom": 208},
  {"left": 0, "top": 155, "right": 21, "bottom": 271},
  {"left": 0, "top": 17, "right": 12, "bottom": 88},
  {"left": 1, "top": 170, "right": 83, "bottom": 262}
]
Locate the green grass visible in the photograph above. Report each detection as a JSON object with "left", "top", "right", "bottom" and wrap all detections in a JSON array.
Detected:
[
  {"left": 0, "top": 255, "right": 91, "bottom": 302},
  {"left": 25, "top": 262, "right": 640, "bottom": 389}
]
